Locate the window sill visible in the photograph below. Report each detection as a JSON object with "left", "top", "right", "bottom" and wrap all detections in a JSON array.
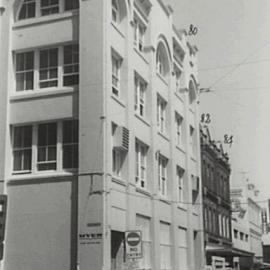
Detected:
[
  {"left": 10, "top": 87, "right": 78, "bottom": 102},
  {"left": 174, "top": 91, "right": 184, "bottom": 103},
  {"left": 134, "top": 113, "right": 150, "bottom": 127},
  {"left": 189, "top": 107, "right": 195, "bottom": 114},
  {"left": 156, "top": 72, "right": 168, "bottom": 86},
  {"left": 111, "top": 94, "right": 126, "bottom": 108},
  {"left": 133, "top": 47, "right": 149, "bottom": 65},
  {"left": 159, "top": 196, "right": 171, "bottom": 205},
  {"left": 13, "top": 10, "right": 79, "bottom": 29},
  {"left": 176, "top": 144, "right": 186, "bottom": 154},
  {"left": 136, "top": 187, "right": 151, "bottom": 197},
  {"left": 9, "top": 170, "right": 78, "bottom": 182},
  {"left": 112, "top": 176, "right": 126, "bottom": 186},
  {"left": 177, "top": 204, "right": 187, "bottom": 211},
  {"left": 190, "top": 155, "right": 197, "bottom": 162},
  {"left": 158, "top": 131, "right": 170, "bottom": 142},
  {"left": 111, "top": 22, "right": 125, "bottom": 39}
]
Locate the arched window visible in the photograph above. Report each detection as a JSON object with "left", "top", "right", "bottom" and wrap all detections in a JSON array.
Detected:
[
  {"left": 156, "top": 42, "right": 170, "bottom": 78},
  {"left": 111, "top": 0, "right": 119, "bottom": 23},
  {"left": 18, "top": 0, "right": 36, "bottom": 20},
  {"left": 188, "top": 80, "right": 197, "bottom": 105},
  {"left": 111, "top": 0, "right": 128, "bottom": 33}
]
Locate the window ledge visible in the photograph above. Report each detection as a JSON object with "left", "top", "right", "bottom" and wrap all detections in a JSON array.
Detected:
[
  {"left": 112, "top": 176, "right": 126, "bottom": 186},
  {"left": 158, "top": 131, "right": 170, "bottom": 142},
  {"left": 134, "top": 113, "right": 150, "bottom": 127},
  {"left": 133, "top": 47, "right": 149, "bottom": 65},
  {"left": 176, "top": 144, "right": 186, "bottom": 154},
  {"left": 136, "top": 187, "right": 151, "bottom": 197},
  {"left": 13, "top": 10, "right": 79, "bottom": 29},
  {"left": 10, "top": 87, "right": 78, "bottom": 102},
  {"left": 111, "top": 94, "right": 126, "bottom": 108},
  {"left": 156, "top": 72, "right": 168, "bottom": 86},
  {"left": 111, "top": 22, "right": 125, "bottom": 39},
  {"left": 189, "top": 107, "right": 195, "bottom": 114},
  {"left": 174, "top": 91, "right": 184, "bottom": 103},
  {"left": 190, "top": 155, "right": 197, "bottom": 162},
  {"left": 159, "top": 196, "right": 171, "bottom": 205},
  {"left": 177, "top": 204, "right": 187, "bottom": 211},
  {"left": 8, "top": 171, "right": 78, "bottom": 182}
]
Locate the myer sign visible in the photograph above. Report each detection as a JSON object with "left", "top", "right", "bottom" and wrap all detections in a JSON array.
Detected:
[{"left": 125, "top": 231, "right": 142, "bottom": 259}]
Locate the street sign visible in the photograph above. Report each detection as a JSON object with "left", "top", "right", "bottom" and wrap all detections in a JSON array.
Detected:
[{"left": 125, "top": 231, "right": 142, "bottom": 259}]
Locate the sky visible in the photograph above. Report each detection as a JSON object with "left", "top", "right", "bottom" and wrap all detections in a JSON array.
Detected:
[{"left": 167, "top": 0, "right": 270, "bottom": 201}]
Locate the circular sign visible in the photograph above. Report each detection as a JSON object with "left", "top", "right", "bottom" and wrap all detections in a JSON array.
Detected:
[{"left": 126, "top": 232, "right": 141, "bottom": 247}]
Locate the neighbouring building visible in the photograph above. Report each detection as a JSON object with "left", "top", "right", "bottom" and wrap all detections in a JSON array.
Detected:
[
  {"left": 0, "top": 0, "right": 205, "bottom": 269},
  {"left": 261, "top": 199, "right": 270, "bottom": 266},
  {"left": 200, "top": 126, "right": 233, "bottom": 269},
  {"left": 231, "top": 181, "right": 263, "bottom": 270}
]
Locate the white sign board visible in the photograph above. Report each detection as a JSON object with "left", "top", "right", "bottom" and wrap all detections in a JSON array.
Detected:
[{"left": 125, "top": 231, "right": 142, "bottom": 259}]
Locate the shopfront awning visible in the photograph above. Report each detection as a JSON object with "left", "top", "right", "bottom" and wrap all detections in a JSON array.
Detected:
[{"left": 206, "top": 244, "right": 254, "bottom": 258}]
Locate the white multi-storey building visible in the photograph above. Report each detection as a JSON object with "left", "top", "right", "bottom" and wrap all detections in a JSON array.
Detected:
[{"left": 0, "top": 0, "right": 204, "bottom": 269}]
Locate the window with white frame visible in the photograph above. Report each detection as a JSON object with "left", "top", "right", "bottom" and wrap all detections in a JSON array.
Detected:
[
  {"left": 156, "top": 43, "right": 170, "bottom": 78},
  {"left": 174, "top": 65, "right": 182, "bottom": 91},
  {"left": 133, "top": 14, "right": 146, "bottom": 53},
  {"left": 134, "top": 73, "right": 147, "bottom": 117},
  {"left": 111, "top": 51, "right": 122, "bottom": 97},
  {"left": 160, "top": 222, "right": 172, "bottom": 270},
  {"left": 40, "top": 0, "right": 59, "bottom": 16},
  {"left": 15, "top": 44, "right": 79, "bottom": 92},
  {"left": 12, "top": 120, "right": 78, "bottom": 174},
  {"left": 136, "top": 215, "right": 152, "bottom": 269},
  {"left": 177, "top": 166, "right": 185, "bottom": 203},
  {"left": 189, "top": 126, "right": 196, "bottom": 156},
  {"left": 15, "top": 51, "right": 34, "bottom": 91},
  {"left": 158, "top": 154, "right": 168, "bottom": 197},
  {"left": 39, "top": 48, "right": 58, "bottom": 88},
  {"left": 65, "top": 0, "right": 79, "bottom": 11},
  {"left": 157, "top": 95, "right": 167, "bottom": 134},
  {"left": 63, "top": 120, "right": 78, "bottom": 169},
  {"left": 18, "top": 0, "right": 36, "bottom": 20},
  {"left": 17, "top": 0, "right": 79, "bottom": 20},
  {"left": 135, "top": 139, "right": 148, "bottom": 189},
  {"left": 111, "top": 0, "right": 119, "bottom": 23},
  {"left": 37, "top": 122, "right": 57, "bottom": 171},
  {"left": 178, "top": 227, "right": 188, "bottom": 270},
  {"left": 13, "top": 125, "right": 32, "bottom": 172},
  {"left": 63, "top": 44, "right": 79, "bottom": 86},
  {"left": 111, "top": 123, "right": 125, "bottom": 177},
  {"left": 175, "top": 112, "right": 183, "bottom": 146}
]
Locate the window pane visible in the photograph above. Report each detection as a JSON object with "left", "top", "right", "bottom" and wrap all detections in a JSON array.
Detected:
[
  {"left": 16, "top": 54, "right": 25, "bottom": 71},
  {"left": 25, "top": 72, "right": 34, "bottom": 90},
  {"left": 65, "top": 0, "right": 79, "bottom": 10},
  {"left": 63, "top": 145, "right": 73, "bottom": 168},
  {"left": 25, "top": 52, "right": 34, "bottom": 69},
  {"left": 48, "top": 146, "right": 56, "bottom": 160},
  {"left": 13, "top": 151, "right": 22, "bottom": 171},
  {"left": 16, "top": 74, "right": 25, "bottom": 91},
  {"left": 48, "top": 123, "right": 57, "bottom": 145},
  {"left": 38, "top": 124, "right": 47, "bottom": 146},
  {"left": 38, "top": 147, "right": 46, "bottom": 161},
  {"left": 23, "top": 149, "right": 32, "bottom": 170}
]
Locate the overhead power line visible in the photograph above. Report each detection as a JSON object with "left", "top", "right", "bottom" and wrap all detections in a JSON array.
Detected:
[{"left": 200, "top": 58, "right": 270, "bottom": 71}]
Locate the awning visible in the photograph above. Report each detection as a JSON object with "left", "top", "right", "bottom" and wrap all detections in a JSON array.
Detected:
[{"left": 206, "top": 244, "right": 254, "bottom": 258}]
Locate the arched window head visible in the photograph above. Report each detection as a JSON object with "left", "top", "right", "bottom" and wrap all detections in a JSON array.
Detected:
[
  {"left": 156, "top": 42, "right": 170, "bottom": 78},
  {"left": 111, "top": 0, "right": 119, "bottom": 23},
  {"left": 111, "top": 0, "right": 127, "bottom": 28},
  {"left": 189, "top": 80, "right": 197, "bottom": 105},
  {"left": 18, "top": 0, "right": 36, "bottom": 20}
]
